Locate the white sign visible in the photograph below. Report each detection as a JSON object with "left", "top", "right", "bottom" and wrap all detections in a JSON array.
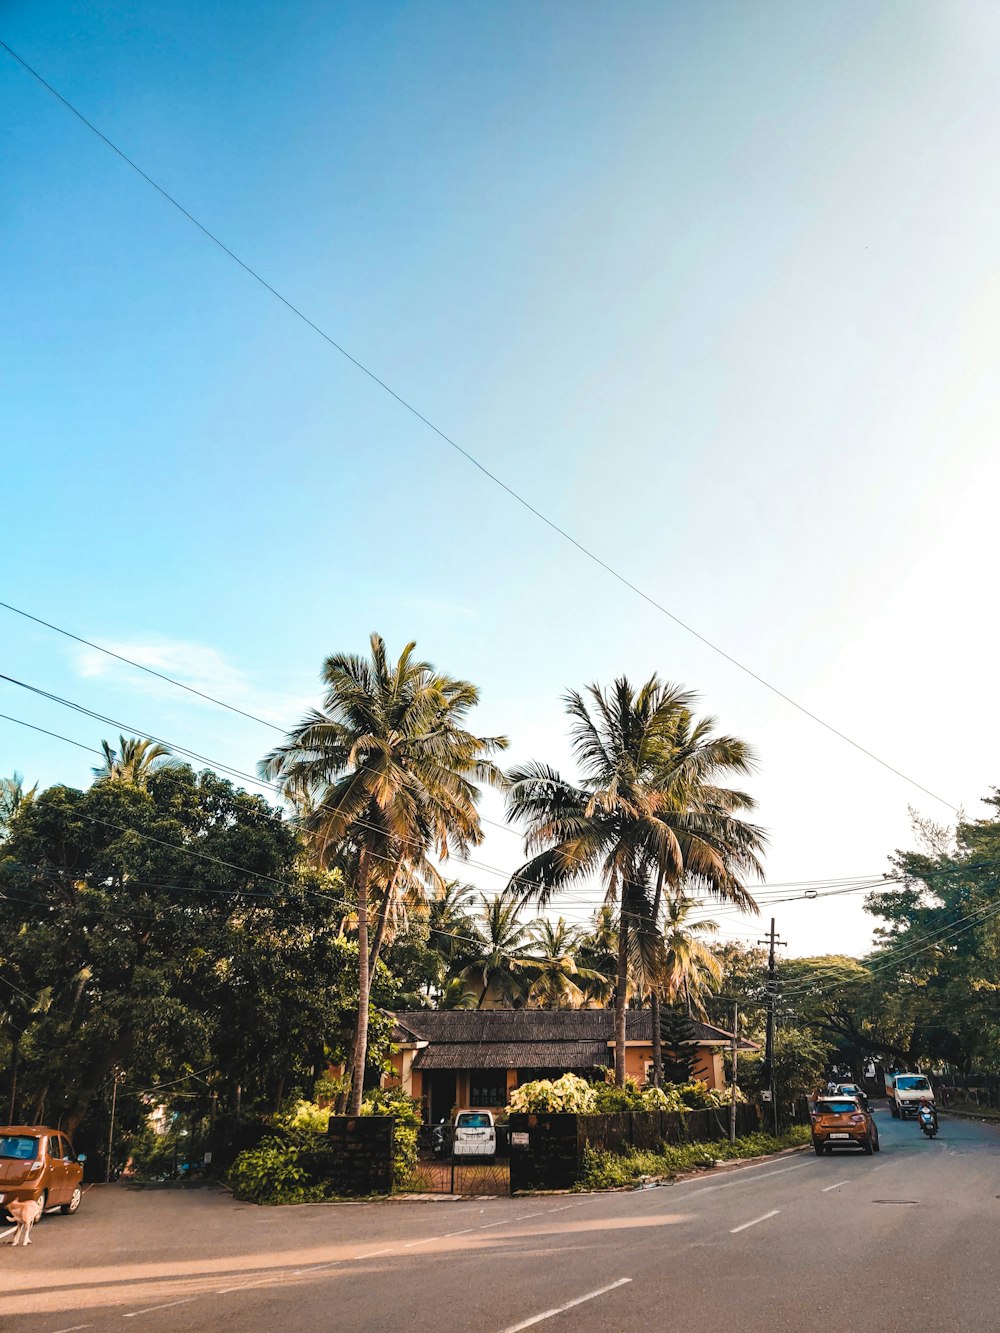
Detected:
[
  {"left": 202, "top": 1151, "right": 212, "bottom": 1164},
  {"left": 511, "top": 1132, "right": 529, "bottom": 1147},
  {"left": 761, "top": 1090, "right": 773, "bottom": 1102}
]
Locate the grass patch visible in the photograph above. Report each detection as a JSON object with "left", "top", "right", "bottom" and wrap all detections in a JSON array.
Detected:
[
  {"left": 577, "top": 1125, "right": 810, "bottom": 1190},
  {"left": 944, "top": 1101, "right": 1000, "bottom": 1121}
]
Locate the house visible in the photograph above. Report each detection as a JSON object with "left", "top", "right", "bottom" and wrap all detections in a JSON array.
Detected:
[{"left": 385, "top": 1009, "right": 756, "bottom": 1123}]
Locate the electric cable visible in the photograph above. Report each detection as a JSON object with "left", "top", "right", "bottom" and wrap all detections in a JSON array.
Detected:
[{"left": 0, "top": 51, "right": 959, "bottom": 813}]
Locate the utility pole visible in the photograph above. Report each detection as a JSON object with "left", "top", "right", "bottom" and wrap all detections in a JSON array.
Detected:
[
  {"left": 105, "top": 1066, "right": 122, "bottom": 1184},
  {"left": 758, "top": 918, "right": 786, "bottom": 1136},
  {"left": 729, "top": 1000, "right": 739, "bottom": 1146}
]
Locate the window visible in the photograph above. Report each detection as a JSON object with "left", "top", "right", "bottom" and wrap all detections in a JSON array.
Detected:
[
  {"left": 896, "top": 1076, "right": 930, "bottom": 1092},
  {"left": 0, "top": 1135, "right": 38, "bottom": 1160},
  {"left": 59, "top": 1138, "right": 75, "bottom": 1162},
  {"left": 468, "top": 1070, "right": 508, "bottom": 1108}
]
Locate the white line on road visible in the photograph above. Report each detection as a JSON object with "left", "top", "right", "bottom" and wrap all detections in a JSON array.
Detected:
[
  {"left": 730, "top": 1209, "right": 780, "bottom": 1233},
  {"left": 50, "top": 1326, "right": 92, "bottom": 1332},
  {"left": 499, "top": 1278, "right": 632, "bottom": 1332},
  {"left": 676, "top": 1161, "right": 811, "bottom": 1197},
  {"left": 0, "top": 1225, "right": 15, "bottom": 1240},
  {"left": 821, "top": 1180, "right": 851, "bottom": 1192},
  {"left": 124, "top": 1298, "right": 197, "bottom": 1318}
]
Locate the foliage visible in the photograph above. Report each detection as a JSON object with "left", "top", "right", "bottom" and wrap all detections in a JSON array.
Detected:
[
  {"left": 507, "top": 1073, "right": 597, "bottom": 1114},
  {"left": 658, "top": 1006, "right": 700, "bottom": 1083},
  {"left": 227, "top": 1136, "right": 322, "bottom": 1205},
  {"left": 361, "top": 1086, "right": 422, "bottom": 1185},
  {"left": 506, "top": 676, "right": 765, "bottom": 1086},
  {"left": 260, "top": 633, "right": 508, "bottom": 1114},
  {"left": 578, "top": 1126, "right": 810, "bottom": 1189},
  {"left": 740, "top": 1027, "right": 831, "bottom": 1107},
  {"left": 0, "top": 763, "right": 397, "bottom": 1161}
]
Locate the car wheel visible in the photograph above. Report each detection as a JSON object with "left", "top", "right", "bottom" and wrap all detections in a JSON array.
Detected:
[
  {"left": 873, "top": 1136, "right": 881, "bottom": 1153},
  {"left": 813, "top": 1142, "right": 824, "bottom": 1156},
  {"left": 60, "top": 1185, "right": 82, "bottom": 1216},
  {"left": 890, "top": 1103, "right": 899, "bottom": 1118},
  {"left": 34, "top": 1190, "right": 48, "bottom": 1222},
  {"left": 862, "top": 1140, "right": 874, "bottom": 1155},
  {"left": 824, "top": 1145, "right": 833, "bottom": 1154}
]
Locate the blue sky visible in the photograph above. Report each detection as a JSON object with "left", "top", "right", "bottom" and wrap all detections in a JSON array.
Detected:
[{"left": 4, "top": 1, "right": 1000, "bottom": 955}]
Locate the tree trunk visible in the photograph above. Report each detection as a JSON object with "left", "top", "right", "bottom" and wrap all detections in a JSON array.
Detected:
[
  {"left": 649, "top": 869, "right": 666, "bottom": 1088},
  {"left": 368, "top": 861, "right": 405, "bottom": 975},
  {"left": 651, "top": 989, "right": 663, "bottom": 1088},
  {"left": 615, "top": 914, "right": 629, "bottom": 1087},
  {"left": 347, "top": 847, "right": 371, "bottom": 1117}
]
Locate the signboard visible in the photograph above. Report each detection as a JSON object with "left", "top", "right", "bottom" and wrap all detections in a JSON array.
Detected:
[
  {"left": 202, "top": 1151, "right": 212, "bottom": 1165},
  {"left": 761, "top": 1090, "right": 773, "bottom": 1102},
  {"left": 511, "top": 1131, "right": 530, "bottom": 1147}
]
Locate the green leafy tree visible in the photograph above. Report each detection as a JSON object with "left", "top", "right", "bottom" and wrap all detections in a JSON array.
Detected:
[
  {"left": 260, "top": 633, "right": 507, "bottom": 1113},
  {"left": 92, "top": 735, "right": 184, "bottom": 786},
  {"left": 459, "top": 890, "right": 535, "bottom": 1008},
  {"left": 521, "top": 918, "right": 607, "bottom": 1009}
]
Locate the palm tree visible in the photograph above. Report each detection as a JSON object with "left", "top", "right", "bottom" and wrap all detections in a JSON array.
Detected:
[
  {"left": 92, "top": 736, "right": 183, "bottom": 786},
  {"left": 576, "top": 905, "right": 619, "bottom": 1006},
  {"left": 521, "top": 918, "right": 607, "bottom": 1009},
  {"left": 426, "top": 880, "right": 481, "bottom": 997},
  {"left": 458, "top": 890, "right": 535, "bottom": 1008},
  {"left": 506, "top": 676, "right": 765, "bottom": 1085},
  {"left": 261, "top": 633, "right": 507, "bottom": 1114},
  {"left": 0, "top": 773, "right": 36, "bottom": 838},
  {"left": 659, "top": 895, "right": 723, "bottom": 1014}
]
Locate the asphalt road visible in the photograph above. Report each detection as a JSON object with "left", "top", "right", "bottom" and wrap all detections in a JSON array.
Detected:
[{"left": 4, "top": 1106, "right": 998, "bottom": 1332}]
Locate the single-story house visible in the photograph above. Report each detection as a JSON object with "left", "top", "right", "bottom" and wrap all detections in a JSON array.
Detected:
[{"left": 385, "top": 1010, "right": 757, "bottom": 1122}]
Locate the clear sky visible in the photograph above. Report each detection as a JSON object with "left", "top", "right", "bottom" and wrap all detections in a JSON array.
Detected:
[{"left": 4, "top": 1, "right": 1000, "bottom": 957}]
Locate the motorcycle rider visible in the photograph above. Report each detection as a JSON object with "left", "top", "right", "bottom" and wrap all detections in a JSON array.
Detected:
[{"left": 917, "top": 1097, "right": 938, "bottom": 1134}]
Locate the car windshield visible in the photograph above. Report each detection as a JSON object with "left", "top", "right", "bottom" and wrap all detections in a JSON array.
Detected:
[
  {"left": 456, "top": 1113, "right": 492, "bottom": 1128},
  {"left": 0, "top": 1135, "right": 39, "bottom": 1160},
  {"left": 818, "top": 1101, "right": 859, "bottom": 1115},
  {"left": 897, "top": 1077, "right": 931, "bottom": 1091},
  {"left": 836, "top": 1085, "right": 859, "bottom": 1093}
]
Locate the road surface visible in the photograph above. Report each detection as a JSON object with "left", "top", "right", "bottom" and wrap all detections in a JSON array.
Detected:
[{"left": 4, "top": 1107, "right": 997, "bottom": 1331}]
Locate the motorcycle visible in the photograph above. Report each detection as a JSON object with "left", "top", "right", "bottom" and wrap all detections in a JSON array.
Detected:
[{"left": 918, "top": 1106, "right": 938, "bottom": 1138}]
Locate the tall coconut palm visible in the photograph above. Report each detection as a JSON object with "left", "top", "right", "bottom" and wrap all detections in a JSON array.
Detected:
[
  {"left": 458, "top": 890, "right": 535, "bottom": 1008},
  {"left": 521, "top": 918, "right": 608, "bottom": 1009},
  {"left": 659, "top": 895, "right": 723, "bottom": 1013},
  {"left": 260, "top": 633, "right": 507, "bottom": 1114},
  {"left": 0, "top": 773, "right": 36, "bottom": 838},
  {"left": 92, "top": 736, "right": 183, "bottom": 787},
  {"left": 506, "top": 676, "right": 765, "bottom": 1085}
]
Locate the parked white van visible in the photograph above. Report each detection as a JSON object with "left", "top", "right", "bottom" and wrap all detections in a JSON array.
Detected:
[{"left": 452, "top": 1110, "right": 497, "bottom": 1158}]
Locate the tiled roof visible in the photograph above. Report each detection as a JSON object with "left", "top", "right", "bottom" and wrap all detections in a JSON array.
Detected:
[
  {"left": 414, "top": 1040, "right": 608, "bottom": 1071},
  {"left": 392, "top": 1008, "right": 756, "bottom": 1056}
]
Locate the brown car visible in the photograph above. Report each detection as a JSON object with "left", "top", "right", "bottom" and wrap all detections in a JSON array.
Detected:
[
  {"left": 811, "top": 1097, "right": 880, "bottom": 1155},
  {"left": 0, "top": 1126, "right": 85, "bottom": 1221}
]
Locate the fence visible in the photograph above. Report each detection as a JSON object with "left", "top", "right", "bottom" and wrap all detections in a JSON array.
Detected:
[
  {"left": 399, "top": 1123, "right": 511, "bottom": 1196},
  {"left": 935, "top": 1085, "right": 1000, "bottom": 1110},
  {"left": 508, "top": 1103, "right": 763, "bottom": 1193}
]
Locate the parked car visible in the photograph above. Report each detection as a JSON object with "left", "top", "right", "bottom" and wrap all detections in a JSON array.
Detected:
[
  {"left": 833, "top": 1082, "right": 870, "bottom": 1111},
  {"left": 811, "top": 1098, "right": 880, "bottom": 1156},
  {"left": 452, "top": 1110, "right": 497, "bottom": 1159},
  {"left": 0, "top": 1126, "right": 86, "bottom": 1221}
]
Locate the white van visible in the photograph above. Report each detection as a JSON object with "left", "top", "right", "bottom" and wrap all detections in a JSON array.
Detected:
[
  {"left": 452, "top": 1110, "right": 497, "bottom": 1158},
  {"left": 885, "top": 1072, "right": 934, "bottom": 1119}
]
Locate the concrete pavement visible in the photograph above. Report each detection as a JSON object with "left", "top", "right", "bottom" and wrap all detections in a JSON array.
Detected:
[{"left": 3, "top": 1107, "right": 998, "bottom": 1331}]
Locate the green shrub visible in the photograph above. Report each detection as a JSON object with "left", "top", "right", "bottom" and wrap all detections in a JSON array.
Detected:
[
  {"left": 361, "top": 1086, "right": 422, "bottom": 1187},
  {"left": 227, "top": 1135, "right": 327, "bottom": 1205},
  {"left": 507, "top": 1073, "right": 597, "bottom": 1113},
  {"left": 577, "top": 1125, "right": 810, "bottom": 1190}
]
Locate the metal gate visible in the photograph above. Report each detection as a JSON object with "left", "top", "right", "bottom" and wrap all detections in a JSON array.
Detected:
[{"left": 402, "top": 1125, "right": 510, "bottom": 1196}]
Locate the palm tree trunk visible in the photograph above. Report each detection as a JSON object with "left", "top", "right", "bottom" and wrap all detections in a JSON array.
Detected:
[
  {"left": 347, "top": 847, "right": 371, "bottom": 1117},
  {"left": 650, "top": 868, "right": 666, "bottom": 1088},
  {"left": 615, "top": 913, "right": 628, "bottom": 1087},
  {"left": 651, "top": 989, "right": 663, "bottom": 1088},
  {"left": 368, "top": 861, "right": 405, "bottom": 975}
]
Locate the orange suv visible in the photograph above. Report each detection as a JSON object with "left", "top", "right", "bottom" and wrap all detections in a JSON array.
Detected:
[
  {"left": 0, "top": 1126, "right": 85, "bottom": 1221},
  {"left": 811, "top": 1097, "right": 880, "bottom": 1155}
]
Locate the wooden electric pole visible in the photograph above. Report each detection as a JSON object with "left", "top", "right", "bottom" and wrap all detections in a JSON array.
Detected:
[{"left": 758, "top": 918, "right": 786, "bottom": 1136}]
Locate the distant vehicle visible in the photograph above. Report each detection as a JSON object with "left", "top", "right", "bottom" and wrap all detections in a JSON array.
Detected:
[
  {"left": 452, "top": 1110, "right": 497, "bottom": 1159},
  {"left": 918, "top": 1102, "right": 939, "bottom": 1139},
  {"left": 0, "top": 1126, "right": 86, "bottom": 1221},
  {"left": 833, "top": 1082, "right": 870, "bottom": 1111},
  {"left": 885, "top": 1073, "right": 933, "bottom": 1119},
  {"left": 811, "top": 1097, "right": 880, "bottom": 1156}
]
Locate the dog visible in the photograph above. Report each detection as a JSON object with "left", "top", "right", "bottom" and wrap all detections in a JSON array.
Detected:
[{"left": 7, "top": 1197, "right": 41, "bottom": 1246}]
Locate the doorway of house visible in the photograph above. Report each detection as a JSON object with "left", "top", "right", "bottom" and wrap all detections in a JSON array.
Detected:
[{"left": 426, "top": 1071, "right": 457, "bottom": 1126}]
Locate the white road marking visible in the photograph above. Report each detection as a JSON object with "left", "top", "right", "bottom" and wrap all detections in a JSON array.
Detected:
[
  {"left": 124, "top": 1298, "right": 196, "bottom": 1318},
  {"left": 821, "top": 1180, "right": 851, "bottom": 1193},
  {"left": 730, "top": 1209, "right": 780, "bottom": 1233},
  {"left": 499, "top": 1278, "right": 632, "bottom": 1332},
  {"left": 0, "top": 1226, "right": 16, "bottom": 1240},
  {"left": 51, "top": 1326, "right": 91, "bottom": 1332},
  {"left": 676, "top": 1161, "right": 811, "bottom": 1196}
]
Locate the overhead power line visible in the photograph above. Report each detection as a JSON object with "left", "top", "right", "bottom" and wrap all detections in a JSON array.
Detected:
[{"left": 0, "top": 45, "right": 958, "bottom": 814}]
